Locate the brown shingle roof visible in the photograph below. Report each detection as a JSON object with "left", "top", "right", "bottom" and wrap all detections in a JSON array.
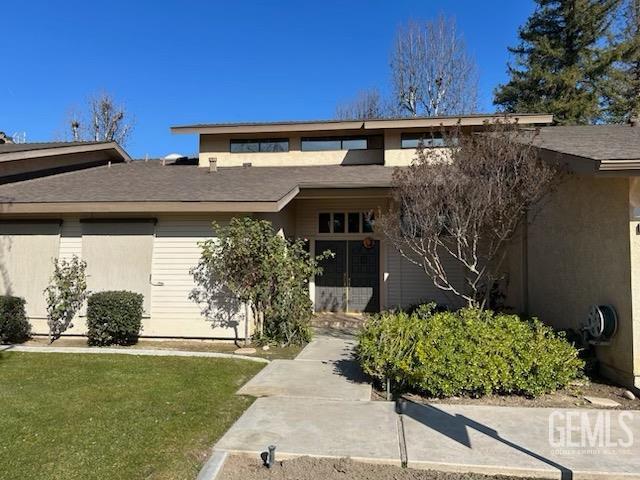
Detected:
[
  {"left": 533, "top": 125, "right": 640, "bottom": 161},
  {"left": 0, "top": 162, "right": 393, "bottom": 204}
]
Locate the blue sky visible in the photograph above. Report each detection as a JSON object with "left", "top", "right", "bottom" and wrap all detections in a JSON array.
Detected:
[{"left": 1, "top": 0, "right": 535, "bottom": 158}]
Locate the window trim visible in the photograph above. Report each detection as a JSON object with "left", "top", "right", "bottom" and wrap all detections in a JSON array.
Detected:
[{"left": 229, "top": 138, "right": 290, "bottom": 153}]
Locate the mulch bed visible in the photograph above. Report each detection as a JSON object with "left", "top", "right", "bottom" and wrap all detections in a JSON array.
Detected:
[
  {"left": 371, "top": 376, "right": 639, "bottom": 410},
  {"left": 219, "top": 455, "right": 543, "bottom": 480}
]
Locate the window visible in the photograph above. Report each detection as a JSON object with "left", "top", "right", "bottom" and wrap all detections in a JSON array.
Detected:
[
  {"left": 230, "top": 138, "right": 289, "bottom": 153},
  {"left": 401, "top": 132, "right": 446, "bottom": 149},
  {"left": 301, "top": 135, "right": 383, "bottom": 151},
  {"left": 318, "top": 212, "right": 375, "bottom": 234},
  {"left": 318, "top": 213, "right": 331, "bottom": 233},
  {"left": 348, "top": 212, "right": 360, "bottom": 233},
  {"left": 363, "top": 212, "right": 375, "bottom": 233},
  {"left": 301, "top": 138, "right": 342, "bottom": 151},
  {"left": 341, "top": 138, "right": 367, "bottom": 150}
]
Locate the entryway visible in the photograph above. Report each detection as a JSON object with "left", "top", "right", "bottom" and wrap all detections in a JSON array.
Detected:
[{"left": 314, "top": 239, "right": 380, "bottom": 313}]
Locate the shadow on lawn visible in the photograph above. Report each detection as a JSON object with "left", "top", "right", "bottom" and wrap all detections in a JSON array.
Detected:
[
  {"left": 399, "top": 399, "right": 574, "bottom": 480},
  {"left": 0, "top": 345, "right": 14, "bottom": 363}
]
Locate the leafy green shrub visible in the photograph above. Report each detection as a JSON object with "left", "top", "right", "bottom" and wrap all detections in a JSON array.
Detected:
[
  {"left": 87, "top": 291, "right": 143, "bottom": 346},
  {"left": 192, "top": 218, "right": 330, "bottom": 346},
  {"left": 0, "top": 296, "right": 30, "bottom": 343},
  {"left": 357, "top": 306, "right": 584, "bottom": 397}
]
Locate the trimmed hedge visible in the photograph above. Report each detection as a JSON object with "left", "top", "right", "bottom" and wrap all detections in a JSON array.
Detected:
[
  {"left": 87, "top": 291, "right": 143, "bottom": 346},
  {"left": 0, "top": 295, "right": 30, "bottom": 343},
  {"left": 357, "top": 305, "right": 584, "bottom": 398}
]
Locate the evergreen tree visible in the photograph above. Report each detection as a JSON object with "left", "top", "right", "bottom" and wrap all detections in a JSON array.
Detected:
[
  {"left": 494, "top": 0, "right": 621, "bottom": 124},
  {"left": 601, "top": 0, "right": 640, "bottom": 122}
]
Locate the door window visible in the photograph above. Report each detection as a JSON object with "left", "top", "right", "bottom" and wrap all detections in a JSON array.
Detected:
[{"left": 318, "top": 211, "right": 376, "bottom": 234}]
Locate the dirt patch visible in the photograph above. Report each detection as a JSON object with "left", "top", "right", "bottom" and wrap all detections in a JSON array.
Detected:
[
  {"left": 219, "top": 455, "right": 542, "bottom": 480},
  {"left": 21, "top": 337, "right": 302, "bottom": 360},
  {"left": 383, "top": 377, "right": 639, "bottom": 410}
]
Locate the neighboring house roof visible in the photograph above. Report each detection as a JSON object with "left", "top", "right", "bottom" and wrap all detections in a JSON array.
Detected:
[
  {"left": 0, "top": 141, "right": 132, "bottom": 184},
  {"left": 0, "top": 162, "right": 393, "bottom": 213},
  {"left": 532, "top": 125, "right": 640, "bottom": 172},
  {"left": 171, "top": 113, "right": 554, "bottom": 135},
  {"left": 0, "top": 141, "right": 131, "bottom": 163},
  {"left": 0, "top": 141, "right": 101, "bottom": 154}
]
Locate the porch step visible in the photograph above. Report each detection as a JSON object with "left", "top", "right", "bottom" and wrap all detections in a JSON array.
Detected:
[{"left": 311, "top": 313, "right": 368, "bottom": 334}]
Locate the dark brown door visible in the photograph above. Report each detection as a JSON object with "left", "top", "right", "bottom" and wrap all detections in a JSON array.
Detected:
[
  {"left": 314, "top": 240, "right": 380, "bottom": 313},
  {"left": 315, "top": 240, "right": 347, "bottom": 311},
  {"left": 348, "top": 240, "right": 380, "bottom": 312}
]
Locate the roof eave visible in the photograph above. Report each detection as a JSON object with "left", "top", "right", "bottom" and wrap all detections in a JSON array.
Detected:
[
  {"left": 363, "top": 114, "right": 554, "bottom": 129},
  {"left": 0, "top": 200, "right": 286, "bottom": 214},
  {"left": 171, "top": 114, "right": 554, "bottom": 135},
  {"left": 0, "top": 142, "right": 132, "bottom": 163},
  {"left": 171, "top": 121, "right": 365, "bottom": 135}
]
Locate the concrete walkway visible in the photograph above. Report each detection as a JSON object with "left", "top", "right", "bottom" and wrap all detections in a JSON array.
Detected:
[
  {"left": 0, "top": 344, "right": 268, "bottom": 363},
  {"left": 216, "top": 333, "right": 640, "bottom": 479},
  {"left": 237, "top": 333, "right": 370, "bottom": 401}
]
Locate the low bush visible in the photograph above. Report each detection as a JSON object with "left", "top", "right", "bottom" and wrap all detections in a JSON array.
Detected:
[
  {"left": 0, "top": 295, "right": 30, "bottom": 343},
  {"left": 87, "top": 291, "right": 143, "bottom": 346},
  {"left": 357, "top": 304, "right": 584, "bottom": 397}
]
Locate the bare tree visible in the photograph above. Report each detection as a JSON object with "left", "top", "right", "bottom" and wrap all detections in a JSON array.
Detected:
[
  {"left": 377, "top": 120, "right": 561, "bottom": 309},
  {"left": 68, "top": 92, "right": 134, "bottom": 145},
  {"left": 335, "top": 88, "right": 387, "bottom": 120},
  {"left": 391, "top": 16, "right": 478, "bottom": 117}
]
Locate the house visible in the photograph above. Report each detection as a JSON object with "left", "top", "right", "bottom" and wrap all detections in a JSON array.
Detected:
[{"left": 0, "top": 114, "right": 638, "bottom": 391}]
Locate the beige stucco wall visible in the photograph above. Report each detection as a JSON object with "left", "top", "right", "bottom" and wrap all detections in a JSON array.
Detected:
[
  {"left": 198, "top": 130, "right": 445, "bottom": 168},
  {"left": 82, "top": 222, "right": 155, "bottom": 314},
  {"left": 9, "top": 215, "right": 252, "bottom": 341},
  {"left": 199, "top": 133, "right": 383, "bottom": 167},
  {"left": 628, "top": 178, "right": 640, "bottom": 389},
  {"left": 527, "top": 175, "right": 637, "bottom": 386},
  {"left": 0, "top": 222, "right": 60, "bottom": 318},
  {"left": 382, "top": 131, "right": 448, "bottom": 167}
]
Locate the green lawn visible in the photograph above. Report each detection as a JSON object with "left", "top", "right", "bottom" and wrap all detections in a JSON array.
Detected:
[{"left": 0, "top": 352, "right": 264, "bottom": 480}]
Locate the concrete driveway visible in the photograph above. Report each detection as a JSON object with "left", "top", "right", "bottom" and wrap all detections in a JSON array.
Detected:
[{"left": 216, "top": 333, "right": 640, "bottom": 479}]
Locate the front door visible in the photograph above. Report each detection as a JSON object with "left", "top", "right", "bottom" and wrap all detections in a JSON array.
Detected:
[
  {"left": 315, "top": 240, "right": 347, "bottom": 311},
  {"left": 314, "top": 240, "right": 379, "bottom": 313}
]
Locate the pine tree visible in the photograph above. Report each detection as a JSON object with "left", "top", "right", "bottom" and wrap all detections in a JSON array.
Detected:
[
  {"left": 494, "top": 0, "right": 621, "bottom": 124},
  {"left": 601, "top": 0, "right": 640, "bottom": 122}
]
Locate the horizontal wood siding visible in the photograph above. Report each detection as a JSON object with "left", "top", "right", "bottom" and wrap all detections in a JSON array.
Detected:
[
  {"left": 149, "top": 215, "right": 248, "bottom": 339},
  {"left": 58, "top": 217, "right": 82, "bottom": 260},
  {"left": 385, "top": 247, "right": 466, "bottom": 309}
]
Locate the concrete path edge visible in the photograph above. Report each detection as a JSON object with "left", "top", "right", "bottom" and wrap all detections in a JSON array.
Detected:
[
  {"left": 196, "top": 450, "right": 228, "bottom": 480},
  {"left": 0, "top": 344, "right": 269, "bottom": 363}
]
